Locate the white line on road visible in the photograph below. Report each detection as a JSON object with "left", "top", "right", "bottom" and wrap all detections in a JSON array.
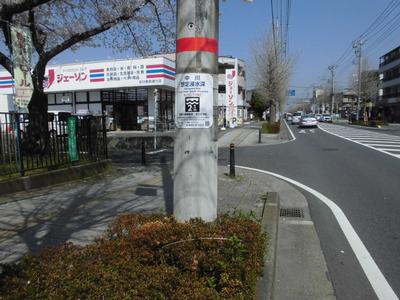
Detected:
[
  {"left": 284, "top": 120, "right": 296, "bottom": 141},
  {"left": 318, "top": 126, "right": 400, "bottom": 160},
  {"left": 147, "top": 149, "right": 167, "bottom": 155},
  {"left": 236, "top": 165, "right": 399, "bottom": 300},
  {"left": 376, "top": 148, "right": 400, "bottom": 152},
  {"left": 364, "top": 144, "right": 400, "bottom": 148}
]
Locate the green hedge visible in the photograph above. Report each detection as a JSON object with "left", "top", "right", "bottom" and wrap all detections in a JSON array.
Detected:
[
  {"left": 261, "top": 122, "right": 280, "bottom": 134},
  {"left": 0, "top": 213, "right": 266, "bottom": 299},
  {"left": 350, "top": 120, "right": 388, "bottom": 128}
]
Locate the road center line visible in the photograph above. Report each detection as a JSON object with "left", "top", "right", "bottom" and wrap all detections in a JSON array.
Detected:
[{"left": 236, "top": 165, "right": 399, "bottom": 300}]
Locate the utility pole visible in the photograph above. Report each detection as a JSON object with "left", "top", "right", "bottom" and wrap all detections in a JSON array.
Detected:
[
  {"left": 328, "top": 65, "right": 336, "bottom": 115},
  {"left": 174, "top": 0, "right": 219, "bottom": 222},
  {"left": 353, "top": 40, "right": 363, "bottom": 121}
]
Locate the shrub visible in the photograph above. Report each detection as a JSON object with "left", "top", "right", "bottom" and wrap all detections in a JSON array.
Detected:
[
  {"left": 261, "top": 122, "right": 280, "bottom": 134},
  {"left": 0, "top": 213, "right": 267, "bottom": 299}
]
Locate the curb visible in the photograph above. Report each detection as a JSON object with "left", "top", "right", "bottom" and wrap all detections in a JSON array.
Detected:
[
  {"left": 0, "top": 159, "right": 112, "bottom": 196},
  {"left": 256, "top": 192, "right": 280, "bottom": 300}
]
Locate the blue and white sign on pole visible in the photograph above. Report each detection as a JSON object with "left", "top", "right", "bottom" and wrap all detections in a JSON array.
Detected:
[{"left": 288, "top": 89, "right": 296, "bottom": 97}]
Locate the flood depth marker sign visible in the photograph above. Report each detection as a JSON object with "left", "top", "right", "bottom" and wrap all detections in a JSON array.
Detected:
[{"left": 176, "top": 73, "right": 213, "bottom": 128}]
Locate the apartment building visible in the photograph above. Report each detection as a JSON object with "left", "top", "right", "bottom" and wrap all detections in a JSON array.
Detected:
[{"left": 378, "top": 46, "right": 400, "bottom": 122}]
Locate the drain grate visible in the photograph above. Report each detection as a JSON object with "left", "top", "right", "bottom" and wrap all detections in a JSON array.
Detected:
[{"left": 280, "top": 208, "right": 304, "bottom": 218}]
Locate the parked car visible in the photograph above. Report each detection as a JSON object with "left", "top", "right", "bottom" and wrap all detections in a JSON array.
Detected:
[
  {"left": 299, "top": 114, "right": 318, "bottom": 128},
  {"left": 320, "top": 114, "right": 332, "bottom": 123},
  {"left": 286, "top": 113, "right": 293, "bottom": 122},
  {"left": 291, "top": 112, "right": 302, "bottom": 125},
  {"left": 315, "top": 114, "right": 322, "bottom": 121},
  {"left": 348, "top": 112, "right": 363, "bottom": 123}
]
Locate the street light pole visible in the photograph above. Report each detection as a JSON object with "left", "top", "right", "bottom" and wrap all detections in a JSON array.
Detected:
[{"left": 174, "top": 0, "right": 219, "bottom": 222}]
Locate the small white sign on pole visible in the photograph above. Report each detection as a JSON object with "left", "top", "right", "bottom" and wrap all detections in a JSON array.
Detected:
[{"left": 175, "top": 73, "right": 213, "bottom": 129}]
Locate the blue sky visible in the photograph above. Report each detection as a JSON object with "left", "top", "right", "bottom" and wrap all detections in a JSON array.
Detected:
[{"left": 55, "top": 0, "right": 400, "bottom": 101}]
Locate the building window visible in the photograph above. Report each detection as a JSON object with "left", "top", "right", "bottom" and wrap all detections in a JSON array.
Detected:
[
  {"left": 218, "top": 85, "right": 226, "bottom": 93},
  {"left": 75, "top": 92, "right": 87, "bottom": 103},
  {"left": 48, "top": 94, "right": 55, "bottom": 105}
]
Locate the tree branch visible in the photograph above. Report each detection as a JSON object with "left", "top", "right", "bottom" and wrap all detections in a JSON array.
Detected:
[
  {"left": 148, "top": 0, "right": 167, "bottom": 41},
  {"left": 45, "top": 2, "right": 150, "bottom": 61},
  {"left": 0, "top": 0, "right": 52, "bottom": 21},
  {"left": 28, "top": 10, "right": 45, "bottom": 56},
  {"left": 0, "top": 50, "right": 12, "bottom": 73}
]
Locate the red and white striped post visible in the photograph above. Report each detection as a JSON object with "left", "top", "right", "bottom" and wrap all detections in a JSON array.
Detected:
[{"left": 174, "top": 0, "right": 219, "bottom": 222}]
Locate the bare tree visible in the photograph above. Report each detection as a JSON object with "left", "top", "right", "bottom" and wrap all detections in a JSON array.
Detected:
[
  {"left": 0, "top": 0, "right": 175, "bottom": 150},
  {"left": 349, "top": 58, "right": 379, "bottom": 120},
  {"left": 251, "top": 32, "right": 292, "bottom": 123}
]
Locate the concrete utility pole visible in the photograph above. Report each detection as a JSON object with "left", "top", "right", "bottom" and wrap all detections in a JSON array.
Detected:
[
  {"left": 328, "top": 65, "right": 336, "bottom": 114},
  {"left": 353, "top": 40, "right": 363, "bottom": 121},
  {"left": 174, "top": 0, "right": 219, "bottom": 222}
]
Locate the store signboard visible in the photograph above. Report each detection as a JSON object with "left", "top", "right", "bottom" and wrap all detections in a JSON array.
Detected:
[
  {"left": 44, "top": 57, "right": 175, "bottom": 92},
  {"left": 175, "top": 73, "right": 213, "bottom": 129},
  {"left": 225, "top": 69, "right": 237, "bottom": 126},
  {"left": 10, "top": 25, "right": 34, "bottom": 110},
  {"left": 0, "top": 57, "right": 176, "bottom": 95}
]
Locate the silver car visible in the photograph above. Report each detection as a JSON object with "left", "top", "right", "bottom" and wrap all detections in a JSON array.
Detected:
[{"left": 299, "top": 114, "right": 318, "bottom": 128}]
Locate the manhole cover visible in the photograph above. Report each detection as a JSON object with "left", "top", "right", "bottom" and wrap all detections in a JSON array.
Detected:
[{"left": 280, "top": 208, "right": 304, "bottom": 218}]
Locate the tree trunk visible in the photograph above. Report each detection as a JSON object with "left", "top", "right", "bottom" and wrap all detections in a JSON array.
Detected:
[
  {"left": 23, "top": 65, "right": 49, "bottom": 155},
  {"left": 269, "top": 100, "right": 276, "bottom": 124}
]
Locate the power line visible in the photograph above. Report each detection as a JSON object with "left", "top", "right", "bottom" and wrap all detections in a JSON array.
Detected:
[{"left": 359, "top": 0, "right": 399, "bottom": 40}]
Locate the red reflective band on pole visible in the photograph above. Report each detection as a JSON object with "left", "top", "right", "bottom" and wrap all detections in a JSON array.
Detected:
[{"left": 176, "top": 37, "right": 218, "bottom": 53}]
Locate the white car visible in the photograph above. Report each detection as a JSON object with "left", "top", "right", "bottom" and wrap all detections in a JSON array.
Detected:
[
  {"left": 299, "top": 115, "right": 318, "bottom": 128},
  {"left": 291, "top": 112, "right": 302, "bottom": 125},
  {"left": 321, "top": 114, "right": 332, "bottom": 123}
]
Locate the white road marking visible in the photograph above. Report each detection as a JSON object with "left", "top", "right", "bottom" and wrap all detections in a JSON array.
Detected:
[
  {"left": 353, "top": 140, "right": 400, "bottom": 144},
  {"left": 299, "top": 129, "right": 306, "bottom": 134},
  {"left": 147, "top": 149, "right": 167, "bottom": 155},
  {"left": 284, "top": 120, "right": 296, "bottom": 141},
  {"left": 236, "top": 165, "right": 399, "bottom": 300},
  {"left": 318, "top": 125, "right": 400, "bottom": 160},
  {"left": 309, "top": 129, "right": 315, "bottom": 133},
  {"left": 364, "top": 144, "right": 400, "bottom": 148},
  {"left": 376, "top": 148, "right": 400, "bottom": 152}
]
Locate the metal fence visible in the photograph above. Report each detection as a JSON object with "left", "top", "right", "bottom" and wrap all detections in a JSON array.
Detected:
[{"left": 0, "top": 112, "right": 107, "bottom": 177}]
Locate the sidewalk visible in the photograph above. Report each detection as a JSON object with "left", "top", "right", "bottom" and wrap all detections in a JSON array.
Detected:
[{"left": 0, "top": 125, "right": 335, "bottom": 299}]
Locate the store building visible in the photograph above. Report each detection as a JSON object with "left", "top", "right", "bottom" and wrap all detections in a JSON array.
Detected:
[
  {"left": 0, "top": 56, "right": 175, "bottom": 130},
  {"left": 1, "top": 54, "right": 249, "bottom": 130}
]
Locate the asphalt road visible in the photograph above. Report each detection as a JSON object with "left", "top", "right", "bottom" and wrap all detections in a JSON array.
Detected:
[{"left": 219, "top": 123, "right": 400, "bottom": 300}]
